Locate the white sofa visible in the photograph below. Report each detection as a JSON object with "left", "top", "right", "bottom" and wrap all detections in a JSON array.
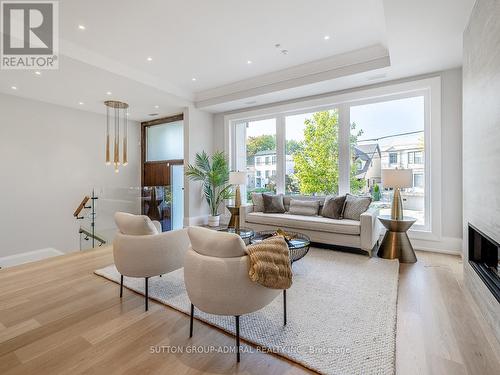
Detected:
[{"left": 241, "top": 196, "right": 381, "bottom": 256}]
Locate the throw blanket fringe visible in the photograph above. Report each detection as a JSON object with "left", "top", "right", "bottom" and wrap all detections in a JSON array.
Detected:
[{"left": 247, "top": 236, "right": 292, "bottom": 289}]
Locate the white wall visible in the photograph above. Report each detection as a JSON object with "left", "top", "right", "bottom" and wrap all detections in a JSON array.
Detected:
[
  {"left": 183, "top": 105, "right": 215, "bottom": 224},
  {"left": 213, "top": 68, "right": 464, "bottom": 253},
  {"left": 0, "top": 93, "right": 141, "bottom": 257},
  {"left": 463, "top": 0, "right": 500, "bottom": 341}
]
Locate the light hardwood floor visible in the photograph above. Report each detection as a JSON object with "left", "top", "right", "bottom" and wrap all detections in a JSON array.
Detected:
[{"left": 0, "top": 248, "right": 498, "bottom": 375}]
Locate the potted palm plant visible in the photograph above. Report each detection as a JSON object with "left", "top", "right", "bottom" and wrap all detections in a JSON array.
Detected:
[{"left": 185, "top": 151, "right": 234, "bottom": 226}]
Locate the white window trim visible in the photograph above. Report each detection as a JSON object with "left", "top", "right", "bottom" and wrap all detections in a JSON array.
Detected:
[{"left": 223, "top": 77, "right": 442, "bottom": 241}]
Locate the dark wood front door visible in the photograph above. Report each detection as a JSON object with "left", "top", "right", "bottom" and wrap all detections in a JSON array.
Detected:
[
  {"left": 141, "top": 114, "right": 184, "bottom": 230},
  {"left": 142, "top": 160, "right": 183, "bottom": 187}
]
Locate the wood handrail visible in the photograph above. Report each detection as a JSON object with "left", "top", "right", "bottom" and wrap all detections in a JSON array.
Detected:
[{"left": 73, "top": 196, "right": 90, "bottom": 218}]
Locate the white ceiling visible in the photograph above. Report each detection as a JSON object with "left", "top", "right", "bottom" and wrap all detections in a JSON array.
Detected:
[{"left": 0, "top": 0, "right": 475, "bottom": 119}]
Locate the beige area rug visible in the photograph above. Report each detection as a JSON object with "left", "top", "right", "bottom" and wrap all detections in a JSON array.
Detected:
[{"left": 95, "top": 248, "right": 399, "bottom": 375}]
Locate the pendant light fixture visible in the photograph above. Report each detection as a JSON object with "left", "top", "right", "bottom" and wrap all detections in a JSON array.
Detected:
[{"left": 104, "top": 100, "right": 129, "bottom": 173}]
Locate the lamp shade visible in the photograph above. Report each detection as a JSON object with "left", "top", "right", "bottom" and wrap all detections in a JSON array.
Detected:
[
  {"left": 381, "top": 169, "right": 413, "bottom": 188},
  {"left": 229, "top": 171, "right": 247, "bottom": 185}
]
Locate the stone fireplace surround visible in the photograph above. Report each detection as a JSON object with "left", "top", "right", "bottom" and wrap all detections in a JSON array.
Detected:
[
  {"left": 468, "top": 224, "right": 500, "bottom": 303},
  {"left": 463, "top": 0, "right": 500, "bottom": 343}
]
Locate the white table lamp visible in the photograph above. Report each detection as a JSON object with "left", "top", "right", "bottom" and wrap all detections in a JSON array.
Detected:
[
  {"left": 381, "top": 169, "right": 413, "bottom": 220},
  {"left": 229, "top": 171, "right": 247, "bottom": 207}
]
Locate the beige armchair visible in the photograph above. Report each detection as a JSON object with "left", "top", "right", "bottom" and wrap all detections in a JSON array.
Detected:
[
  {"left": 184, "top": 226, "right": 286, "bottom": 362},
  {"left": 113, "top": 212, "right": 190, "bottom": 311}
]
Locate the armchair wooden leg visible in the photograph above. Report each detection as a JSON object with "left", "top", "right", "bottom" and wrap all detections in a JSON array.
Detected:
[
  {"left": 283, "top": 289, "right": 287, "bottom": 326},
  {"left": 235, "top": 315, "right": 241, "bottom": 363},
  {"left": 120, "top": 275, "right": 123, "bottom": 298},
  {"left": 145, "top": 277, "right": 149, "bottom": 311},
  {"left": 189, "top": 303, "right": 194, "bottom": 338}
]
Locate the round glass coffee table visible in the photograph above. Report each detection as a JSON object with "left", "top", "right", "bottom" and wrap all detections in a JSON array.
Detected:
[
  {"left": 217, "top": 227, "right": 255, "bottom": 244},
  {"left": 250, "top": 230, "right": 311, "bottom": 263}
]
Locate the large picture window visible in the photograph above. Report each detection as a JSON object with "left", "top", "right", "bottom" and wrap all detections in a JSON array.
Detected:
[
  {"left": 229, "top": 79, "right": 438, "bottom": 234},
  {"left": 285, "top": 110, "right": 339, "bottom": 195},
  {"left": 238, "top": 118, "right": 277, "bottom": 201},
  {"left": 350, "top": 96, "right": 427, "bottom": 229}
]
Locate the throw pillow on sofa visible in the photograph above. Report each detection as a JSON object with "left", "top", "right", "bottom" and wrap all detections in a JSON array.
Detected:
[
  {"left": 321, "top": 195, "right": 346, "bottom": 219},
  {"left": 288, "top": 199, "right": 320, "bottom": 216},
  {"left": 251, "top": 192, "right": 265, "bottom": 212},
  {"left": 262, "top": 193, "right": 286, "bottom": 213},
  {"left": 342, "top": 194, "right": 372, "bottom": 220}
]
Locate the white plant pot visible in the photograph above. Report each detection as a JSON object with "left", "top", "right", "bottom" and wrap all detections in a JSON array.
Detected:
[{"left": 208, "top": 215, "right": 220, "bottom": 227}]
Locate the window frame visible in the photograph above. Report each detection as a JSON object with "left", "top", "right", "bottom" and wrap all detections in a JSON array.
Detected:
[
  {"left": 389, "top": 152, "right": 398, "bottom": 165},
  {"left": 224, "top": 77, "right": 441, "bottom": 240},
  {"left": 408, "top": 151, "right": 424, "bottom": 165},
  {"left": 413, "top": 172, "right": 424, "bottom": 188}
]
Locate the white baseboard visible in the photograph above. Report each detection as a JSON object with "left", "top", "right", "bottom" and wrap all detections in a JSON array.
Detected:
[
  {"left": 0, "top": 248, "right": 64, "bottom": 268},
  {"left": 377, "top": 228, "right": 462, "bottom": 256},
  {"left": 184, "top": 214, "right": 232, "bottom": 227},
  {"left": 184, "top": 215, "right": 208, "bottom": 226},
  {"left": 407, "top": 236, "right": 462, "bottom": 256}
]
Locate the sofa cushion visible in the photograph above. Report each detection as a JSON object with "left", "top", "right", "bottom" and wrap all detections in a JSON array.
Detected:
[
  {"left": 283, "top": 195, "right": 325, "bottom": 211},
  {"left": 246, "top": 212, "right": 360, "bottom": 235},
  {"left": 343, "top": 194, "right": 372, "bottom": 220},
  {"left": 251, "top": 192, "right": 265, "bottom": 212},
  {"left": 321, "top": 195, "right": 346, "bottom": 219},
  {"left": 188, "top": 226, "right": 247, "bottom": 258},
  {"left": 114, "top": 212, "right": 159, "bottom": 236},
  {"left": 288, "top": 199, "right": 320, "bottom": 216},
  {"left": 263, "top": 193, "right": 286, "bottom": 213}
]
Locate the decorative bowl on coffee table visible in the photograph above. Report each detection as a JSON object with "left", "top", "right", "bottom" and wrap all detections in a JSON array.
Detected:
[{"left": 250, "top": 230, "right": 311, "bottom": 263}]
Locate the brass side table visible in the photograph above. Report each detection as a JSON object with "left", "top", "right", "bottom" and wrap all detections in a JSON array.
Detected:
[
  {"left": 377, "top": 215, "right": 417, "bottom": 263},
  {"left": 226, "top": 205, "right": 241, "bottom": 231}
]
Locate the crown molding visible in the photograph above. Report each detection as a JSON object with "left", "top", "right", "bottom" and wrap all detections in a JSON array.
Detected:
[{"left": 195, "top": 44, "right": 390, "bottom": 109}]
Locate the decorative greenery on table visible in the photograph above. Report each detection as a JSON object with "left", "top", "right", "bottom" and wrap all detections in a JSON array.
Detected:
[{"left": 185, "top": 151, "right": 234, "bottom": 216}]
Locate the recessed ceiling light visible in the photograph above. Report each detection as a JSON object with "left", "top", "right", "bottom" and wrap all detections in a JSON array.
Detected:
[
  {"left": 324, "top": 35, "right": 330, "bottom": 40},
  {"left": 78, "top": 25, "right": 86, "bottom": 30},
  {"left": 11, "top": 86, "right": 17, "bottom": 90},
  {"left": 78, "top": 101, "right": 84, "bottom": 105},
  {"left": 281, "top": 49, "right": 289, "bottom": 55},
  {"left": 147, "top": 56, "right": 153, "bottom": 62},
  {"left": 106, "top": 91, "right": 112, "bottom": 95},
  {"left": 247, "top": 60, "right": 253, "bottom": 65},
  {"left": 154, "top": 105, "right": 159, "bottom": 109},
  {"left": 34, "top": 71, "right": 41, "bottom": 76},
  {"left": 191, "top": 77, "right": 197, "bottom": 81}
]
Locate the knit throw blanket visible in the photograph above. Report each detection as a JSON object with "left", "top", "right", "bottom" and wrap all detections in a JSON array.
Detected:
[{"left": 247, "top": 236, "right": 293, "bottom": 290}]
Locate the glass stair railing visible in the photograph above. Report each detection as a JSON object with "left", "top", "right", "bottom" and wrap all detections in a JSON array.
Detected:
[{"left": 73, "top": 186, "right": 182, "bottom": 251}]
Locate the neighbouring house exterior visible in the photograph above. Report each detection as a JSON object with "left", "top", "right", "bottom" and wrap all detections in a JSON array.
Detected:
[
  {"left": 381, "top": 145, "right": 424, "bottom": 190},
  {"left": 249, "top": 150, "right": 294, "bottom": 189},
  {"left": 353, "top": 143, "right": 382, "bottom": 191},
  {"left": 353, "top": 136, "right": 424, "bottom": 216},
  {"left": 354, "top": 135, "right": 425, "bottom": 194}
]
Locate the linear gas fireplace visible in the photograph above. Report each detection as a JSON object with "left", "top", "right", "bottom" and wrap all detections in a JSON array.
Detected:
[{"left": 468, "top": 224, "right": 500, "bottom": 303}]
